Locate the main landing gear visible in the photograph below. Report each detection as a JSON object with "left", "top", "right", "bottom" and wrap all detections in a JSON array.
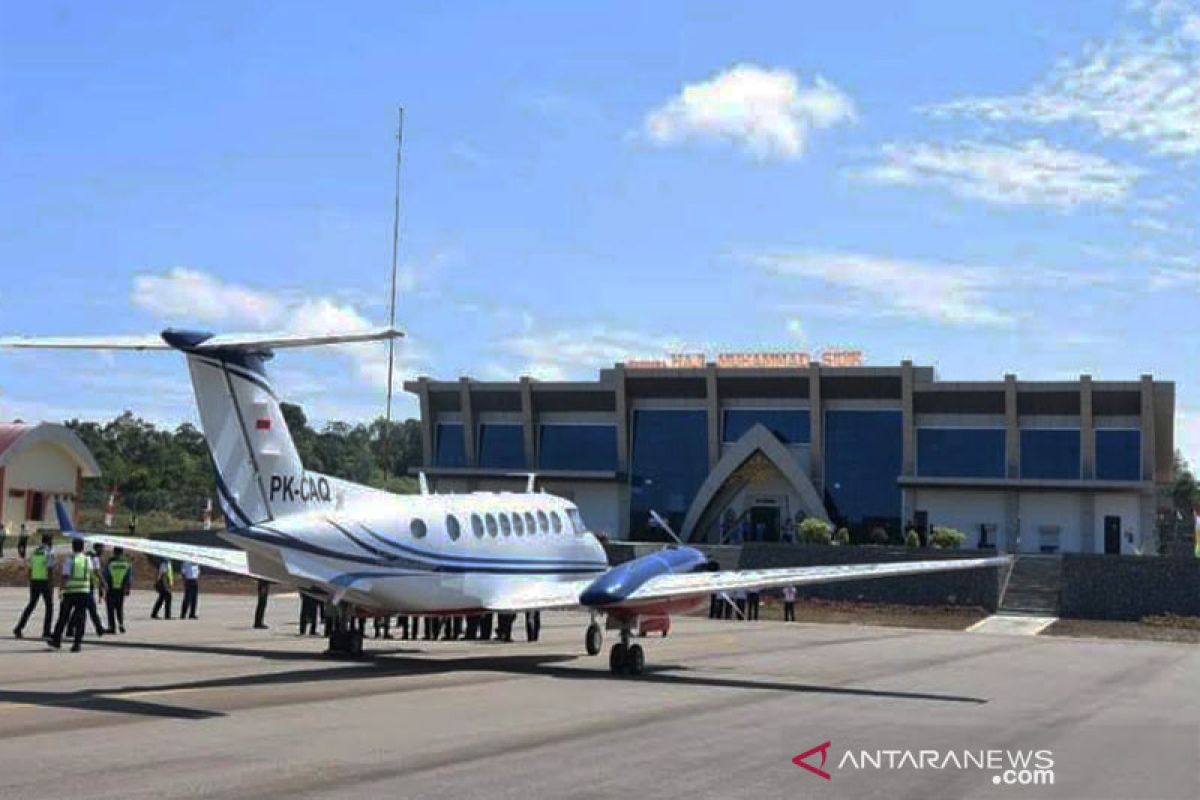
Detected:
[
  {"left": 608, "top": 618, "right": 644, "bottom": 676},
  {"left": 325, "top": 605, "right": 365, "bottom": 658}
]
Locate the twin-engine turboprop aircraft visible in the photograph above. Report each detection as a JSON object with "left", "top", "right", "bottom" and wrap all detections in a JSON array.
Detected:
[{"left": 4, "top": 328, "right": 1008, "bottom": 674}]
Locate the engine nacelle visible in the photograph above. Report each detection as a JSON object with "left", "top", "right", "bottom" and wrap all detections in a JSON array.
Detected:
[{"left": 580, "top": 545, "right": 710, "bottom": 607}]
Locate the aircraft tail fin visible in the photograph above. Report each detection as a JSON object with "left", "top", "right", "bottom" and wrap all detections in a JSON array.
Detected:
[{"left": 3, "top": 326, "right": 403, "bottom": 527}]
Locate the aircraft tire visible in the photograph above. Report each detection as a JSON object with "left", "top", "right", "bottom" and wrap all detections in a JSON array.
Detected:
[
  {"left": 609, "top": 643, "right": 628, "bottom": 673},
  {"left": 627, "top": 644, "right": 645, "bottom": 675},
  {"left": 585, "top": 623, "right": 603, "bottom": 656}
]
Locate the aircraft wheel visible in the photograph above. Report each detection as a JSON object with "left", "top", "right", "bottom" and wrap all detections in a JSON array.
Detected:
[
  {"left": 626, "top": 644, "right": 645, "bottom": 675},
  {"left": 585, "top": 623, "right": 603, "bottom": 656},
  {"left": 609, "top": 643, "right": 628, "bottom": 673}
]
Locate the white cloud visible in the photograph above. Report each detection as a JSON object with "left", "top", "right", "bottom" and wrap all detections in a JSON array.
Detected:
[
  {"left": 927, "top": 8, "right": 1200, "bottom": 157},
  {"left": 746, "top": 251, "right": 1015, "bottom": 327},
  {"left": 129, "top": 268, "right": 420, "bottom": 392},
  {"left": 132, "top": 268, "right": 285, "bottom": 326},
  {"left": 643, "top": 64, "right": 856, "bottom": 160},
  {"left": 498, "top": 320, "right": 681, "bottom": 380},
  {"left": 857, "top": 140, "right": 1140, "bottom": 209}
]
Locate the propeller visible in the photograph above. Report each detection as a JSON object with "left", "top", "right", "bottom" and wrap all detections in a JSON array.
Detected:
[{"left": 647, "top": 510, "right": 744, "bottom": 620}]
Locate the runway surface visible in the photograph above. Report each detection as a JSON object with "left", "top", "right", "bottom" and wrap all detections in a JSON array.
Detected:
[{"left": 1, "top": 587, "right": 1197, "bottom": 799}]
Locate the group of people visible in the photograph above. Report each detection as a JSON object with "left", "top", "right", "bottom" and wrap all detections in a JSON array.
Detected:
[
  {"left": 10, "top": 533, "right": 204, "bottom": 651},
  {"left": 709, "top": 586, "right": 799, "bottom": 622},
  {"left": 0, "top": 521, "right": 35, "bottom": 560},
  {"left": 294, "top": 594, "right": 544, "bottom": 644},
  {"left": 11, "top": 536, "right": 134, "bottom": 651}
]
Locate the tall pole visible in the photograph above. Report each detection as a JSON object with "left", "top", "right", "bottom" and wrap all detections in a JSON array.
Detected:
[{"left": 383, "top": 107, "right": 404, "bottom": 483}]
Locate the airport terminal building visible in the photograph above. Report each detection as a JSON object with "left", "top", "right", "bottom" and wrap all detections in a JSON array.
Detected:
[{"left": 405, "top": 356, "right": 1174, "bottom": 554}]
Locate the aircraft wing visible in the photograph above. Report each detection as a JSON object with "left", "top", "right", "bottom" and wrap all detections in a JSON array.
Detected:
[
  {"left": 617, "top": 557, "right": 1010, "bottom": 605},
  {"left": 54, "top": 500, "right": 261, "bottom": 579},
  {"left": 484, "top": 557, "right": 1009, "bottom": 612}
]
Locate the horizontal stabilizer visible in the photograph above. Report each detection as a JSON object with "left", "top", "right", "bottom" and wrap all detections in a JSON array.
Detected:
[{"left": 0, "top": 326, "right": 403, "bottom": 352}]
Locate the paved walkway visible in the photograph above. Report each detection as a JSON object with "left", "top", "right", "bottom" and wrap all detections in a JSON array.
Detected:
[{"left": 967, "top": 613, "right": 1058, "bottom": 636}]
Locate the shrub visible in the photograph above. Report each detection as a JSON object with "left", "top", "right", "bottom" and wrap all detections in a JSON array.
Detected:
[
  {"left": 904, "top": 529, "right": 921, "bottom": 548},
  {"left": 869, "top": 526, "right": 890, "bottom": 546},
  {"left": 834, "top": 527, "right": 850, "bottom": 546},
  {"left": 798, "top": 517, "right": 833, "bottom": 545},
  {"left": 930, "top": 526, "right": 966, "bottom": 549}
]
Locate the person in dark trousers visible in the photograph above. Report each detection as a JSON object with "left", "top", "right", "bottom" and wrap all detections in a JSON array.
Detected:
[
  {"left": 253, "top": 579, "right": 270, "bottom": 629},
  {"left": 373, "top": 615, "right": 392, "bottom": 639},
  {"left": 495, "top": 612, "right": 516, "bottom": 642},
  {"left": 0, "top": 520, "right": 7, "bottom": 557},
  {"left": 17, "top": 522, "right": 30, "bottom": 560},
  {"left": 782, "top": 585, "right": 797, "bottom": 622},
  {"left": 709, "top": 593, "right": 719, "bottom": 619},
  {"left": 299, "top": 594, "right": 319, "bottom": 636},
  {"left": 179, "top": 561, "right": 200, "bottom": 619},
  {"left": 13, "top": 533, "right": 55, "bottom": 639},
  {"left": 104, "top": 547, "right": 132, "bottom": 633},
  {"left": 479, "top": 613, "right": 493, "bottom": 641},
  {"left": 524, "top": 611, "right": 541, "bottom": 642},
  {"left": 81, "top": 543, "right": 107, "bottom": 637},
  {"left": 747, "top": 591, "right": 761, "bottom": 621},
  {"left": 151, "top": 558, "right": 174, "bottom": 619},
  {"left": 48, "top": 538, "right": 94, "bottom": 652}
]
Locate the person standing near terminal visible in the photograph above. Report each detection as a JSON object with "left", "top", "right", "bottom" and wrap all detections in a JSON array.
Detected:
[
  {"left": 299, "top": 594, "right": 318, "bottom": 636},
  {"left": 104, "top": 547, "right": 132, "bottom": 633},
  {"left": 747, "top": 590, "right": 761, "bottom": 621},
  {"left": 179, "top": 561, "right": 200, "bottom": 619},
  {"left": 12, "top": 533, "right": 55, "bottom": 639},
  {"left": 48, "top": 538, "right": 96, "bottom": 652},
  {"left": 253, "top": 578, "right": 270, "bottom": 629},
  {"left": 782, "top": 585, "right": 797, "bottom": 622},
  {"left": 0, "top": 520, "right": 7, "bottom": 557},
  {"left": 524, "top": 610, "right": 541, "bottom": 642},
  {"left": 151, "top": 557, "right": 174, "bottom": 619},
  {"left": 17, "top": 522, "right": 29, "bottom": 560}
]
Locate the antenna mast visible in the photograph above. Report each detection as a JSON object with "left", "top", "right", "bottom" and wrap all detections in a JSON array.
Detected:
[{"left": 383, "top": 107, "right": 404, "bottom": 482}]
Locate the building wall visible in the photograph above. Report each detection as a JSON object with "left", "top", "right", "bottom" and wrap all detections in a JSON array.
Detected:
[
  {"left": 1017, "top": 492, "right": 1083, "bottom": 553},
  {"left": 910, "top": 489, "right": 1006, "bottom": 548},
  {"left": 2, "top": 443, "right": 81, "bottom": 530},
  {"left": 1092, "top": 492, "right": 1142, "bottom": 555}
]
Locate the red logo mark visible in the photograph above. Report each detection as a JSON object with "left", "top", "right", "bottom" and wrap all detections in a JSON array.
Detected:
[
  {"left": 792, "top": 741, "right": 832, "bottom": 780},
  {"left": 256, "top": 418, "right": 271, "bottom": 431}
]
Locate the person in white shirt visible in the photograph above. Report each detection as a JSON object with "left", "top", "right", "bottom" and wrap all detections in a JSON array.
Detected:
[
  {"left": 782, "top": 585, "right": 797, "bottom": 622},
  {"left": 180, "top": 561, "right": 200, "bottom": 620}
]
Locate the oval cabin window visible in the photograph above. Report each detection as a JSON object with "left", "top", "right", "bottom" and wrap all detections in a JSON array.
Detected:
[
  {"left": 536, "top": 510, "right": 550, "bottom": 533},
  {"left": 410, "top": 518, "right": 428, "bottom": 539},
  {"left": 513, "top": 513, "right": 525, "bottom": 536},
  {"left": 446, "top": 515, "right": 461, "bottom": 541},
  {"left": 471, "top": 514, "right": 485, "bottom": 538},
  {"left": 550, "top": 512, "right": 563, "bottom": 534},
  {"left": 524, "top": 512, "right": 537, "bottom": 535},
  {"left": 485, "top": 514, "right": 499, "bottom": 537},
  {"left": 499, "top": 514, "right": 512, "bottom": 536}
]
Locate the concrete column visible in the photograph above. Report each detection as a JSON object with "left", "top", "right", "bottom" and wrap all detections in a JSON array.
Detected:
[
  {"left": 1139, "top": 493, "right": 1155, "bottom": 554},
  {"left": 520, "top": 377, "right": 536, "bottom": 470},
  {"left": 614, "top": 364, "right": 630, "bottom": 473},
  {"left": 1003, "top": 490, "right": 1020, "bottom": 553},
  {"left": 1005, "top": 374, "right": 1019, "bottom": 479},
  {"left": 459, "top": 377, "right": 477, "bottom": 468},
  {"left": 901, "top": 360, "right": 915, "bottom": 476},
  {"left": 1140, "top": 374, "right": 1156, "bottom": 482},
  {"left": 416, "top": 379, "right": 434, "bottom": 466},
  {"left": 808, "top": 362, "right": 824, "bottom": 496},
  {"left": 1080, "top": 374, "right": 1094, "bottom": 479},
  {"left": 1080, "top": 492, "right": 1096, "bottom": 553},
  {"left": 705, "top": 363, "right": 720, "bottom": 469}
]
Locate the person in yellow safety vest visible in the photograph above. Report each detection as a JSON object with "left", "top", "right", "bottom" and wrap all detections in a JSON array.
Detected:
[
  {"left": 48, "top": 538, "right": 96, "bottom": 652},
  {"left": 13, "top": 533, "right": 55, "bottom": 639},
  {"left": 104, "top": 547, "right": 133, "bottom": 633},
  {"left": 151, "top": 557, "right": 174, "bottom": 619}
]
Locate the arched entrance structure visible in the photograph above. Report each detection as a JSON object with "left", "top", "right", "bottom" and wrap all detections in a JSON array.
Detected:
[{"left": 681, "top": 423, "right": 829, "bottom": 543}]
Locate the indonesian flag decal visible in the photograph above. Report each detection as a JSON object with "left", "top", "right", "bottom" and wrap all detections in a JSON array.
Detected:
[{"left": 256, "top": 417, "right": 271, "bottom": 431}]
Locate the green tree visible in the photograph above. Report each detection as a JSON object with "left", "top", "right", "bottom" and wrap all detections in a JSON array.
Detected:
[{"left": 798, "top": 517, "right": 833, "bottom": 545}]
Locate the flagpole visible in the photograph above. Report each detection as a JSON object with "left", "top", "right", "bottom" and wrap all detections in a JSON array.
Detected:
[{"left": 382, "top": 107, "right": 404, "bottom": 484}]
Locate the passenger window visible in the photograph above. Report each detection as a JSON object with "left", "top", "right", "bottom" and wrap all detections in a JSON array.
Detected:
[
  {"left": 446, "top": 515, "right": 461, "bottom": 541},
  {"left": 499, "top": 514, "right": 512, "bottom": 536},
  {"left": 568, "top": 509, "right": 584, "bottom": 534},
  {"left": 471, "top": 514, "right": 484, "bottom": 538},
  {"left": 536, "top": 510, "right": 550, "bottom": 533},
  {"left": 410, "top": 518, "right": 427, "bottom": 539},
  {"left": 513, "top": 513, "right": 525, "bottom": 536},
  {"left": 550, "top": 512, "right": 563, "bottom": 534},
  {"left": 485, "top": 514, "right": 498, "bottom": 537},
  {"left": 524, "top": 512, "right": 537, "bottom": 534}
]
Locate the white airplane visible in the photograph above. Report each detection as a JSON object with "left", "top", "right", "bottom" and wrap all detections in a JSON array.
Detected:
[{"left": 4, "top": 327, "right": 1008, "bottom": 674}]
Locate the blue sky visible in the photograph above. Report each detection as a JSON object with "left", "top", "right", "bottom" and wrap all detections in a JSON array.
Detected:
[{"left": 1, "top": 1, "right": 1198, "bottom": 463}]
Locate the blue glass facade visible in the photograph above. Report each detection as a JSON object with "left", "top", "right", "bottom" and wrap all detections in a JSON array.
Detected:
[
  {"left": 630, "top": 409, "right": 709, "bottom": 539},
  {"left": 538, "top": 425, "right": 618, "bottom": 471},
  {"left": 916, "top": 428, "right": 1006, "bottom": 478},
  {"left": 434, "top": 423, "right": 466, "bottom": 468},
  {"left": 1095, "top": 429, "right": 1141, "bottom": 481},
  {"left": 477, "top": 424, "right": 525, "bottom": 469},
  {"left": 1020, "top": 429, "right": 1080, "bottom": 479},
  {"left": 824, "top": 410, "right": 903, "bottom": 530},
  {"left": 723, "top": 408, "right": 811, "bottom": 444}
]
